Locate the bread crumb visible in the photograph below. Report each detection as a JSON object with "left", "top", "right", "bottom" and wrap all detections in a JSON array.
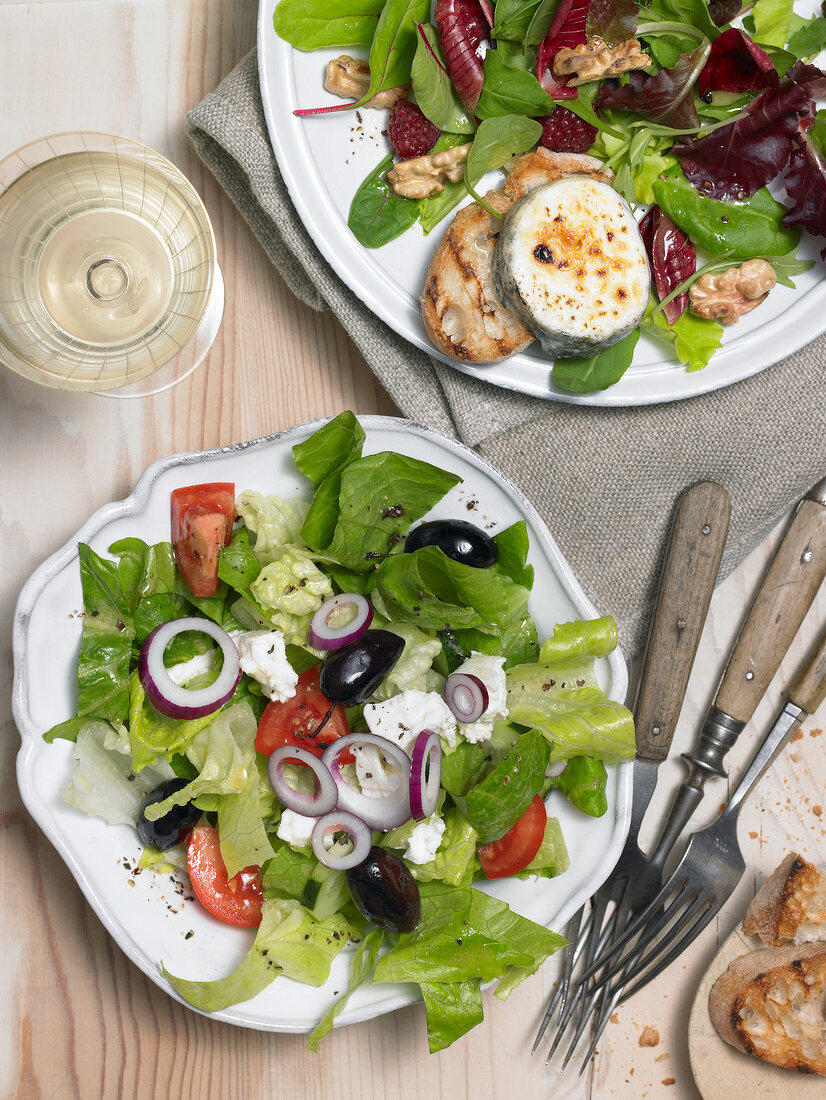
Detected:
[
  {"left": 813, "top": 805, "right": 823, "bottom": 816},
  {"left": 639, "top": 1025, "right": 659, "bottom": 1047},
  {"left": 791, "top": 728, "right": 804, "bottom": 742},
  {"left": 662, "top": 1078, "right": 676, "bottom": 1086},
  {"left": 748, "top": 831, "right": 758, "bottom": 839},
  {"left": 655, "top": 1052, "right": 669, "bottom": 1062},
  {"left": 611, "top": 1012, "right": 619, "bottom": 1024},
  {"left": 809, "top": 727, "right": 822, "bottom": 737}
]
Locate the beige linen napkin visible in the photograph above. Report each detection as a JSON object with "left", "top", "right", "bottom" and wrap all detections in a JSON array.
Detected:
[{"left": 187, "top": 51, "right": 826, "bottom": 655}]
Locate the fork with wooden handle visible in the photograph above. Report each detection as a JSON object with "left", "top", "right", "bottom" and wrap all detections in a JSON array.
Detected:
[{"left": 532, "top": 481, "right": 730, "bottom": 1058}]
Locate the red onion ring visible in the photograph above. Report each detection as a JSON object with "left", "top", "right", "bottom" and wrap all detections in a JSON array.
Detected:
[
  {"left": 311, "top": 810, "right": 372, "bottom": 870},
  {"left": 409, "top": 730, "right": 442, "bottom": 821},
  {"left": 308, "top": 593, "right": 373, "bottom": 651},
  {"left": 321, "top": 733, "right": 412, "bottom": 830},
  {"left": 267, "top": 745, "right": 338, "bottom": 816},
  {"left": 444, "top": 672, "right": 489, "bottom": 723},
  {"left": 138, "top": 617, "right": 240, "bottom": 719}
]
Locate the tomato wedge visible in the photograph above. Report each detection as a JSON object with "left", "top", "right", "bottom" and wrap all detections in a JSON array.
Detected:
[
  {"left": 255, "top": 665, "right": 351, "bottom": 759},
  {"left": 477, "top": 795, "right": 547, "bottom": 880},
  {"left": 171, "top": 483, "right": 235, "bottom": 598},
  {"left": 186, "top": 825, "right": 263, "bottom": 927}
]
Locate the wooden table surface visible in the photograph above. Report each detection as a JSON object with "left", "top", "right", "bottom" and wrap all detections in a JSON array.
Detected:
[{"left": 1, "top": 3, "right": 825, "bottom": 1098}]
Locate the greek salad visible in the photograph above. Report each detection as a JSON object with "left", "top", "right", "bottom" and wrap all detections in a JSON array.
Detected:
[
  {"left": 273, "top": 0, "right": 826, "bottom": 392},
  {"left": 45, "top": 412, "right": 634, "bottom": 1051}
]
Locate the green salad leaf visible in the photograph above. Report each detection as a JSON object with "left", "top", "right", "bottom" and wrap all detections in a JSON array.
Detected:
[
  {"left": 272, "top": 0, "right": 385, "bottom": 50},
  {"left": 547, "top": 757, "right": 608, "bottom": 817}
]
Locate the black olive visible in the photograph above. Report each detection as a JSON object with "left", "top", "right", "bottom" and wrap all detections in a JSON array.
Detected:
[
  {"left": 346, "top": 846, "right": 421, "bottom": 932},
  {"left": 405, "top": 519, "right": 499, "bottom": 568},
  {"left": 318, "top": 629, "right": 404, "bottom": 706},
  {"left": 136, "top": 778, "right": 200, "bottom": 849}
]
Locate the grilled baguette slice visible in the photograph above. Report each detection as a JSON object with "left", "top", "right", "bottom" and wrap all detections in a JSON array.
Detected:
[
  {"left": 743, "top": 853, "right": 826, "bottom": 946},
  {"left": 708, "top": 942, "right": 826, "bottom": 1075},
  {"left": 420, "top": 150, "right": 611, "bottom": 365}
]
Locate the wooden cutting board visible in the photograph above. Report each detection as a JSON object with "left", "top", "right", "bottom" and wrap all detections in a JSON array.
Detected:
[{"left": 688, "top": 926, "right": 825, "bottom": 1099}]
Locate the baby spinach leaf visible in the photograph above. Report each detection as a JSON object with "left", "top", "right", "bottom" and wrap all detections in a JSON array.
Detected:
[
  {"left": 476, "top": 49, "right": 556, "bottom": 119},
  {"left": 362, "top": 0, "right": 431, "bottom": 104},
  {"left": 492, "top": 0, "right": 545, "bottom": 42},
  {"left": 526, "top": 0, "right": 567, "bottom": 47},
  {"left": 412, "top": 23, "right": 476, "bottom": 133},
  {"left": 466, "top": 115, "right": 543, "bottom": 188},
  {"left": 653, "top": 173, "right": 801, "bottom": 256},
  {"left": 273, "top": 0, "right": 386, "bottom": 50},
  {"left": 348, "top": 153, "right": 420, "bottom": 248},
  {"left": 552, "top": 329, "right": 640, "bottom": 394}
]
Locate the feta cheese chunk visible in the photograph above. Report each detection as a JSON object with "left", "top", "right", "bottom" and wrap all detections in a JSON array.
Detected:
[
  {"left": 404, "top": 815, "right": 446, "bottom": 865},
  {"left": 363, "top": 689, "right": 458, "bottom": 754},
  {"left": 231, "top": 629, "right": 298, "bottom": 701},
  {"left": 276, "top": 808, "right": 316, "bottom": 848},
  {"left": 454, "top": 652, "right": 509, "bottom": 744},
  {"left": 352, "top": 742, "right": 406, "bottom": 799},
  {"left": 166, "top": 650, "right": 217, "bottom": 687}
]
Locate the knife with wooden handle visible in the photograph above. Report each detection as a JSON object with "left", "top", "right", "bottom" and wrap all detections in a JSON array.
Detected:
[{"left": 647, "top": 474, "right": 826, "bottom": 865}]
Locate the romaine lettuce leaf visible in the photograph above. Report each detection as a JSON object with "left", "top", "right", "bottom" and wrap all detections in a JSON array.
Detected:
[
  {"left": 382, "top": 807, "right": 477, "bottom": 886},
  {"left": 307, "top": 928, "right": 384, "bottom": 1051},
  {"left": 292, "top": 411, "right": 367, "bottom": 551},
  {"left": 215, "top": 758, "right": 277, "bottom": 878},
  {"left": 128, "top": 671, "right": 216, "bottom": 773},
  {"left": 325, "top": 452, "right": 462, "bottom": 572},
  {"left": 517, "top": 815, "right": 570, "bottom": 879},
  {"left": 162, "top": 899, "right": 358, "bottom": 1011},
  {"left": 419, "top": 980, "right": 484, "bottom": 1052},
  {"left": 546, "top": 756, "right": 608, "bottom": 816},
  {"left": 234, "top": 490, "right": 309, "bottom": 563},
  {"left": 370, "top": 622, "right": 443, "bottom": 699},
  {"left": 453, "top": 729, "right": 550, "bottom": 843},
  {"left": 61, "top": 719, "right": 175, "bottom": 825},
  {"left": 250, "top": 548, "right": 332, "bottom": 644}
]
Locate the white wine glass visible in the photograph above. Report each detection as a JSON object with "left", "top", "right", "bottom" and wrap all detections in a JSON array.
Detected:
[{"left": 0, "top": 131, "right": 223, "bottom": 397}]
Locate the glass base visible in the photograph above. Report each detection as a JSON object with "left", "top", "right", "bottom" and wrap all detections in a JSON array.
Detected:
[{"left": 94, "top": 261, "right": 225, "bottom": 399}]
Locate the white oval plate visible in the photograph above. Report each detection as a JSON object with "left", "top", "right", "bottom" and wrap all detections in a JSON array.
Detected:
[
  {"left": 257, "top": 1, "right": 826, "bottom": 407},
  {"left": 13, "top": 415, "right": 630, "bottom": 1033}
]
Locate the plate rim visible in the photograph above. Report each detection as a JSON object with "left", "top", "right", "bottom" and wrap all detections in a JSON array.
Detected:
[
  {"left": 13, "top": 413, "right": 632, "bottom": 1032},
  {"left": 256, "top": 0, "right": 826, "bottom": 408}
]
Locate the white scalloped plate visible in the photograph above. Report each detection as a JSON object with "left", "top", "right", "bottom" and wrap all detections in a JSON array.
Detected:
[
  {"left": 257, "top": 0, "right": 826, "bottom": 406},
  {"left": 13, "top": 415, "right": 630, "bottom": 1033}
]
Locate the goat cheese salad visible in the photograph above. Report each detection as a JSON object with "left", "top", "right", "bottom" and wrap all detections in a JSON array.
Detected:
[
  {"left": 273, "top": 0, "right": 826, "bottom": 392},
  {"left": 45, "top": 411, "right": 634, "bottom": 1051}
]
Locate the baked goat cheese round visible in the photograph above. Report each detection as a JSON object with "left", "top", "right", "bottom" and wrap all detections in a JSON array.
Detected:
[{"left": 492, "top": 176, "right": 650, "bottom": 359}]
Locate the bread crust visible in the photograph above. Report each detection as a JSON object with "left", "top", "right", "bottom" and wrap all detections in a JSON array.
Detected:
[
  {"left": 708, "top": 943, "right": 826, "bottom": 1074},
  {"left": 420, "top": 149, "right": 612, "bottom": 365},
  {"left": 743, "top": 853, "right": 826, "bottom": 945}
]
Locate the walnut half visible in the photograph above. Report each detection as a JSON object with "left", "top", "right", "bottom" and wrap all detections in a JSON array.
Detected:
[
  {"left": 324, "top": 55, "right": 407, "bottom": 109},
  {"left": 387, "top": 144, "right": 472, "bottom": 200},
  {"left": 553, "top": 37, "right": 651, "bottom": 86},
  {"left": 688, "top": 259, "right": 777, "bottom": 324}
]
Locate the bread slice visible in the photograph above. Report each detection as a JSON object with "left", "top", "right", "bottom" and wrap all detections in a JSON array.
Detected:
[
  {"left": 420, "top": 149, "right": 611, "bottom": 365},
  {"left": 708, "top": 942, "right": 826, "bottom": 1075},
  {"left": 743, "top": 853, "right": 826, "bottom": 946}
]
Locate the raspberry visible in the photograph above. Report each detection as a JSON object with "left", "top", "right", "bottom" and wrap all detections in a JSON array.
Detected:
[
  {"left": 539, "top": 107, "right": 598, "bottom": 155},
  {"left": 387, "top": 101, "right": 440, "bottom": 159}
]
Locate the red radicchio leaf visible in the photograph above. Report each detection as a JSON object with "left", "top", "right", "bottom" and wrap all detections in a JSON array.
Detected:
[
  {"left": 673, "top": 70, "right": 823, "bottom": 201},
  {"left": 697, "top": 29, "right": 778, "bottom": 96},
  {"left": 536, "top": 0, "right": 591, "bottom": 100},
  {"left": 597, "top": 46, "right": 708, "bottom": 129},
  {"left": 585, "top": 0, "right": 639, "bottom": 46},
  {"left": 708, "top": 0, "right": 744, "bottom": 26},
  {"left": 783, "top": 119, "right": 826, "bottom": 260},
  {"left": 434, "top": 0, "right": 491, "bottom": 112},
  {"left": 639, "top": 206, "right": 697, "bottom": 324}
]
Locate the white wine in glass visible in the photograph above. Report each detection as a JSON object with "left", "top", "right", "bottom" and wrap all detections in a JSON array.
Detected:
[{"left": 0, "top": 132, "right": 221, "bottom": 395}]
